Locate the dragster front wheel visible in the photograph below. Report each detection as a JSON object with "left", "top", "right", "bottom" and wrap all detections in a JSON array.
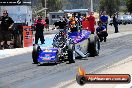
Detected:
[{"left": 32, "top": 45, "right": 41, "bottom": 64}]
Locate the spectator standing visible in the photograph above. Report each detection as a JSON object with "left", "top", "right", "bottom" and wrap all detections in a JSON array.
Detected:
[
  {"left": 69, "top": 14, "right": 78, "bottom": 32},
  {"left": 86, "top": 11, "right": 96, "bottom": 33},
  {"left": 45, "top": 17, "right": 49, "bottom": 31},
  {"left": 34, "top": 15, "right": 45, "bottom": 44},
  {"left": 63, "top": 15, "right": 68, "bottom": 23},
  {"left": 0, "top": 10, "right": 14, "bottom": 49},
  {"left": 113, "top": 13, "right": 119, "bottom": 33},
  {"left": 100, "top": 11, "right": 108, "bottom": 31},
  {"left": 0, "top": 17, "right": 2, "bottom": 49}
]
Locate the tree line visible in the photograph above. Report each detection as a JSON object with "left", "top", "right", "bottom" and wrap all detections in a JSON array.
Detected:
[
  {"left": 33, "top": 0, "right": 132, "bottom": 16},
  {"left": 99, "top": 0, "right": 132, "bottom": 17}
]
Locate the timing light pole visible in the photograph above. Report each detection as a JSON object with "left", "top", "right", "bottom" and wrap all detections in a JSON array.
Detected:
[
  {"left": 45, "top": 0, "right": 47, "bottom": 17},
  {"left": 91, "top": 0, "right": 93, "bottom": 12}
]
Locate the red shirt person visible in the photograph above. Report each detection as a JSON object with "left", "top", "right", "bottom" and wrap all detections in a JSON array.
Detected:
[
  {"left": 86, "top": 12, "right": 96, "bottom": 33},
  {"left": 34, "top": 16, "right": 45, "bottom": 44},
  {"left": 34, "top": 17, "right": 46, "bottom": 26}
]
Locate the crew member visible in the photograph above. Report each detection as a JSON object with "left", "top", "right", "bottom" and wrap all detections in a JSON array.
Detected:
[
  {"left": 0, "top": 10, "right": 14, "bottom": 49},
  {"left": 34, "top": 15, "right": 45, "bottom": 44},
  {"left": 86, "top": 11, "right": 96, "bottom": 33},
  {"left": 69, "top": 13, "right": 78, "bottom": 32},
  {"left": 96, "top": 21, "right": 108, "bottom": 42},
  {"left": 54, "top": 17, "right": 67, "bottom": 29},
  {"left": 113, "top": 13, "right": 119, "bottom": 33},
  {"left": 45, "top": 17, "right": 49, "bottom": 31},
  {"left": 100, "top": 11, "right": 108, "bottom": 31}
]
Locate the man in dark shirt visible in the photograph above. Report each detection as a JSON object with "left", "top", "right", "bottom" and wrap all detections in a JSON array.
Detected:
[
  {"left": 96, "top": 21, "right": 108, "bottom": 42},
  {"left": 113, "top": 13, "right": 119, "bottom": 33},
  {"left": 54, "top": 18, "right": 67, "bottom": 29},
  {"left": 45, "top": 17, "right": 49, "bottom": 31},
  {"left": 0, "top": 10, "right": 14, "bottom": 49}
]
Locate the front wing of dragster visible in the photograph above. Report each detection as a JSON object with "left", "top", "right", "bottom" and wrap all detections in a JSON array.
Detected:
[{"left": 37, "top": 48, "right": 58, "bottom": 63}]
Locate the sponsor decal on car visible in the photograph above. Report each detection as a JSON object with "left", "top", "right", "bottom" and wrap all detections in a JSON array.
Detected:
[
  {"left": 40, "top": 54, "right": 56, "bottom": 61},
  {"left": 43, "top": 49, "right": 52, "bottom": 52},
  {"left": 42, "top": 54, "right": 51, "bottom": 60},
  {"left": 43, "top": 57, "right": 51, "bottom": 60}
]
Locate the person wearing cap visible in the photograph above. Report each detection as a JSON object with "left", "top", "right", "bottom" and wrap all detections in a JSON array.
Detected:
[
  {"left": 86, "top": 11, "right": 96, "bottom": 33},
  {"left": 0, "top": 10, "right": 14, "bottom": 49},
  {"left": 96, "top": 21, "right": 108, "bottom": 42},
  {"left": 34, "top": 15, "right": 45, "bottom": 44}
]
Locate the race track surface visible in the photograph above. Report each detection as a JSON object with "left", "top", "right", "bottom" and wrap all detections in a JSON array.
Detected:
[{"left": 0, "top": 33, "right": 132, "bottom": 88}]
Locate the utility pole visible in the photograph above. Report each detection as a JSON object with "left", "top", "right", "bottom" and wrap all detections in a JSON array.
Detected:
[
  {"left": 45, "top": 0, "right": 46, "bottom": 17},
  {"left": 91, "top": 0, "right": 93, "bottom": 12}
]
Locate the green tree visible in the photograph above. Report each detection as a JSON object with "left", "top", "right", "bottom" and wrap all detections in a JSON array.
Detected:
[
  {"left": 126, "top": 0, "right": 132, "bottom": 14},
  {"left": 62, "top": 0, "right": 90, "bottom": 10},
  {"left": 99, "top": 0, "right": 120, "bottom": 17},
  {"left": 41, "top": 0, "right": 62, "bottom": 12}
]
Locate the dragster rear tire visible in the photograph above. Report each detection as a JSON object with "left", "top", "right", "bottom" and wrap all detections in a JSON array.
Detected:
[{"left": 88, "top": 35, "right": 100, "bottom": 57}]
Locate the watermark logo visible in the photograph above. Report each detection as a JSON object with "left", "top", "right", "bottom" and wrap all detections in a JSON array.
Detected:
[
  {"left": 76, "top": 67, "right": 131, "bottom": 85},
  {"left": 17, "top": 0, "right": 22, "bottom": 4}
]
